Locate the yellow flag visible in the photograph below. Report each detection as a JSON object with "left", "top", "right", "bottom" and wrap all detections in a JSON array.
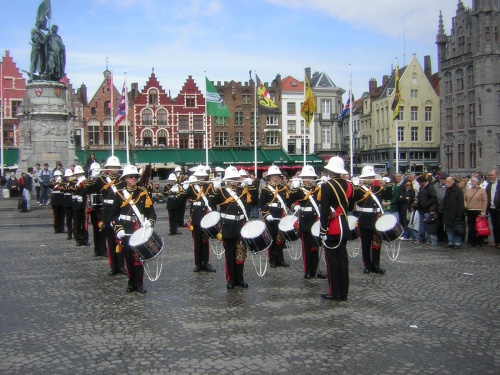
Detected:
[
  {"left": 300, "top": 74, "right": 316, "bottom": 128},
  {"left": 391, "top": 65, "right": 401, "bottom": 120}
]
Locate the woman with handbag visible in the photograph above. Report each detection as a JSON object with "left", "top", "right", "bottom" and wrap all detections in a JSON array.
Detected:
[
  {"left": 464, "top": 177, "right": 488, "bottom": 247},
  {"left": 442, "top": 176, "right": 465, "bottom": 249}
]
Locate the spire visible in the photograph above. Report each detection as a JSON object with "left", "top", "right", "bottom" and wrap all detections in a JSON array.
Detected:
[{"left": 436, "top": 11, "right": 447, "bottom": 44}]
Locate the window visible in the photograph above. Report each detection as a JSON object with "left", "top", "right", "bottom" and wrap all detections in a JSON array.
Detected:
[
  {"left": 179, "top": 134, "right": 189, "bottom": 149},
  {"left": 467, "top": 66, "right": 474, "bottom": 90},
  {"left": 149, "top": 89, "right": 158, "bottom": 105},
  {"left": 90, "top": 107, "right": 96, "bottom": 116},
  {"left": 142, "top": 129, "right": 153, "bottom": 146},
  {"left": 425, "top": 107, "right": 432, "bottom": 122},
  {"left": 485, "top": 26, "right": 490, "bottom": 43},
  {"left": 397, "top": 106, "right": 404, "bottom": 121},
  {"left": 215, "top": 131, "right": 228, "bottom": 146},
  {"left": 495, "top": 26, "right": 498, "bottom": 43},
  {"left": 468, "top": 103, "right": 476, "bottom": 127},
  {"left": 118, "top": 125, "right": 127, "bottom": 145},
  {"left": 234, "top": 111, "right": 243, "bottom": 126},
  {"left": 214, "top": 117, "right": 227, "bottom": 126},
  {"left": 446, "top": 145, "right": 453, "bottom": 169},
  {"left": 458, "top": 35, "right": 465, "bottom": 54},
  {"left": 287, "top": 140, "right": 296, "bottom": 154},
  {"left": 250, "top": 111, "right": 256, "bottom": 125},
  {"left": 457, "top": 105, "right": 464, "bottom": 129},
  {"left": 446, "top": 107, "right": 453, "bottom": 131},
  {"left": 410, "top": 127, "right": 418, "bottom": 142},
  {"left": 104, "top": 101, "right": 111, "bottom": 116},
  {"left": 300, "top": 139, "right": 310, "bottom": 154},
  {"left": 470, "top": 143, "right": 476, "bottom": 169},
  {"left": 193, "top": 134, "right": 203, "bottom": 149},
  {"left": 178, "top": 115, "right": 189, "bottom": 131},
  {"left": 88, "top": 124, "right": 99, "bottom": 145},
  {"left": 193, "top": 115, "right": 203, "bottom": 131},
  {"left": 287, "top": 120, "right": 296, "bottom": 134},
  {"left": 185, "top": 95, "right": 195, "bottom": 107},
  {"left": 235, "top": 131, "right": 244, "bottom": 146},
  {"left": 265, "top": 131, "right": 280, "bottom": 146},
  {"left": 142, "top": 109, "right": 153, "bottom": 125},
  {"left": 266, "top": 114, "right": 279, "bottom": 126},
  {"left": 458, "top": 144, "right": 465, "bottom": 168},
  {"left": 157, "top": 129, "right": 167, "bottom": 146},
  {"left": 11, "top": 101, "right": 22, "bottom": 117},
  {"left": 456, "top": 70, "right": 464, "bottom": 91},
  {"left": 242, "top": 94, "right": 251, "bottom": 105},
  {"left": 251, "top": 131, "right": 259, "bottom": 146},
  {"left": 321, "top": 99, "right": 331, "bottom": 115},
  {"left": 287, "top": 102, "right": 296, "bottom": 115},
  {"left": 322, "top": 127, "right": 331, "bottom": 149},
  {"left": 425, "top": 127, "right": 432, "bottom": 142},
  {"left": 157, "top": 109, "right": 168, "bottom": 125},
  {"left": 411, "top": 107, "right": 418, "bottom": 121},
  {"left": 410, "top": 89, "right": 418, "bottom": 98},
  {"left": 397, "top": 126, "right": 404, "bottom": 142},
  {"left": 445, "top": 72, "right": 452, "bottom": 94},
  {"left": 103, "top": 124, "right": 112, "bottom": 145}
]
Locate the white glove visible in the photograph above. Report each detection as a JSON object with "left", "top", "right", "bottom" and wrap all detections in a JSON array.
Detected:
[
  {"left": 244, "top": 178, "right": 253, "bottom": 185},
  {"left": 76, "top": 195, "right": 83, "bottom": 203},
  {"left": 182, "top": 182, "right": 189, "bottom": 190},
  {"left": 321, "top": 235, "right": 327, "bottom": 241},
  {"left": 116, "top": 230, "right": 125, "bottom": 239},
  {"left": 170, "top": 185, "right": 179, "bottom": 193},
  {"left": 292, "top": 178, "right": 300, "bottom": 189},
  {"left": 143, "top": 220, "right": 153, "bottom": 228},
  {"left": 266, "top": 215, "right": 274, "bottom": 222},
  {"left": 213, "top": 179, "right": 221, "bottom": 189},
  {"left": 293, "top": 205, "right": 301, "bottom": 213},
  {"left": 352, "top": 177, "right": 360, "bottom": 186},
  {"left": 320, "top": 176, "right": 329, "bottom": 182},
  {"left": 91, "top": 170, "right": 100, "bottom": 178}
]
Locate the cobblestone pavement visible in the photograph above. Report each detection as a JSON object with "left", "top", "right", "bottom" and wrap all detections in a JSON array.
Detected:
[{"left": 0, "top": 200, "right": 498, "bottom": 374}]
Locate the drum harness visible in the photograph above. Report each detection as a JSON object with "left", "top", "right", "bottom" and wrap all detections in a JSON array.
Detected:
[
  {"left": 356, "top": 185, "right": 385, "bottom": 215},
  {"left": 120, "top": 189, "right": 145, "bottom": 226},
  {"left": 193, "top": 184, "right": 212, "bottom": 212},
  {"left": 323, "top": 179, "right": 354, "bottom": 249},
  {"left": 101, "top": 176, "right": 119, "bottom": 205},
  {"left": 267, "top": 185, "right": 288, "bottom": 215},
  {"left": 223, "top": 187, "right": 249, "bottom": 221},
  {"left": 299, "top": 186, "right": 320, "bottom": 218}
]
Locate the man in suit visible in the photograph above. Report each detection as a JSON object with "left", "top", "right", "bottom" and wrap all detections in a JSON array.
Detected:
[{"left": 485, "top": 170, "right": 500, "bottom": 248}]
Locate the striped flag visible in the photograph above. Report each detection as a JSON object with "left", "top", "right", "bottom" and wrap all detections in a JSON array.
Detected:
[
  {"left": 115, "top": 82, "right": 126, "bottom": 126},
  {"left": 205, "top": 77, "right": 231, "bottom": 117}
]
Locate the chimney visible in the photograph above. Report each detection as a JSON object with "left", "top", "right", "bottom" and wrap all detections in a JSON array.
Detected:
[
  {"left": 424, "top": 55, "right": 432, "bottom": 77},
  {"left": 369, "top": 78, "right": 377, "bottom": 93},
  {"left": 79, "top": 83, "right": 87, "bottom": 105},
  {"left": 131, "top": 82, "right": 138, "bottom": 99},
  {"left": 382, "top": 75, "right": 389, "bottom": 86},
  {"left": 305, "top": 67, "right": 311, "bottom": 80}
]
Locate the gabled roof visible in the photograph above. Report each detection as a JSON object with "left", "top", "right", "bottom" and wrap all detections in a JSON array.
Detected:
[
  {"left": 379, "top": 65, "right": 408, "bottom": 100},
  {"left": 281, "top": 75, "right": 304, "bottom": 92},
  {"left": 310, "top": 71, "right": 338, "bottom": 90}
]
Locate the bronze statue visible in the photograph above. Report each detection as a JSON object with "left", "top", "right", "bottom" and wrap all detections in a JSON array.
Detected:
[{"left": 44, "top": 25, "right": 66, "bottom": 81}]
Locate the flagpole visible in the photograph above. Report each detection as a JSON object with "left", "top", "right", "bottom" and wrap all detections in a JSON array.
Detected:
[
  {"left": 348, "top": 65, "right": 354, "bottom": 177},
  {"left": 1, "top": 60, "right": 4, "bottom": 177},
  {"left": 394, "top": 59, "right": 399, "bottom": 174},
  {"left": 204, "top": 73, "right": 209, "bottom": 167},
  {"left": 124, "top": 72, "right": 129, "bottom": 165},
  {"left": 303, "top": 71, "right": 306, "bottom": 167},
  {"left": 253, "top": 70, "right": 257, "bottom": 178},
  {"left": 110, "top": 69, "right": 114, "bottom": 156}
]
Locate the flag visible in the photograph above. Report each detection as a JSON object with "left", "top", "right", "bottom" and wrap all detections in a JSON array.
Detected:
[
  {"left": 391, "top": 65, "right": 401, "bottom": 120},
  {"left": 300, "top": 74, "right": 316, "bottom": 128},
  {"left": 115, "top": 83, "right": 126, "bottom": 126},
  {"left": 205, "top": 77, "right": 231, "bottom": 117},
  {"left": 335, "top": 98, "right": 350, "bottom": 121},
  {"left": 256, "top": 75, "right": 280, "bottom": 114},
  {"left": 36, "top": 0, "right": 52, "bottom": 30}
]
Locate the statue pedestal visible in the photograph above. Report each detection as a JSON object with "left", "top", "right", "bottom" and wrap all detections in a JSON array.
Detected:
[{"left": 18, "top": 81, "right": 76, "bottom": 171}]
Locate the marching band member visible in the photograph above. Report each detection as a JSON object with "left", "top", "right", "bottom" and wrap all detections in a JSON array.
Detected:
[
  {"left": 111, "top": 165, "right": 157, "bottom": 293},
  {"left": 175, "top": 166, "right": 188, "bottom": 227},
  {"left": 182, "top": 165, "right": 217, "bottom": 273},
  {"left": 212, "top": 166, "right": 253, "bottom": 289},
  {"left": 85, "top": 156, "right": 126, "bottom": 276},
  {"left": 61, "top": 169, "right": 75, "bottom": 240},
  {"left": 87, "top": 162, "right": 107, "bottom": 257},
  {"left": 259, "top": 165, "right": 291, "bottom": 268},
  {"left": 289, "top": 165, "right": 326, "bottom": 279},
  {"left": 352, "top": 165, "right": 387, "bottom": 275},
  {"left": 49, "top": 170, "right": 65, "bottom": 234},
  {"left": 71, "top": 165, "right": 90, "bottom": 247},
  {"left": 163, "top": 173, "right": 182, "bottom": 236},
  {"left": 319, "top": 157, "right": 355, "bottom": 300}
]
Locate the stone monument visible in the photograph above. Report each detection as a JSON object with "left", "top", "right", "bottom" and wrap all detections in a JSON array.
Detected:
[{"left": 18, "top": 0, "right": 75, "bottom": 171}]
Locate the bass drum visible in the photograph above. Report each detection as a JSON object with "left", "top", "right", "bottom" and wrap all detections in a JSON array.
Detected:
[
  {"left": 129, "top": 226, "right": 164, "bottom": 261},
  {"left": 375, "top": 214, "right": 403, "bottom": 242},
  {"left": 200, "top": 211, "right": 221, "bottom": 240},
  {"left": 311, "top": 220, "right": 320, "bottom": 240},
  {"left": 278, "top": 215, "right": 300, "bottom": 242},
  {"left": 348, "top": 215, "right": 359, "bottom": 241},
  {"left": 241, "top": 220, "right": 272, "bottom": 254}
]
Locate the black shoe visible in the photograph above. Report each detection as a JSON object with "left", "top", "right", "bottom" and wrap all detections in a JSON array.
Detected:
[
  {"left": 453, "top": 245, "right": 461, "bottom": 249},
  {"left": 269, "top": 262, "right": 277, "bottom": 268},
  {"left": 193, "top": 265, "right": 202, "bottom": 272},
  {"left": 304, "top": 273, "right": 311, "bottom": 279},
  {"left": 118, "top": 268, "right": 127, "bottom": 275},
  {"left": 316, "top": 271, "right": 327, "bottom": 279},
  {"left": 321, "top": 293, "right": 342, "bottom": 300},
  {"left": 169, "top": 232, "right": 176, "bottom": 236},
  {"left": 236, "top": 281, "right": 249, "bottom": 288},
  {"left": 372, "top": 266, "right": 386, "bottom": 274},
  {"left": 67, "top": 236, "right": 72, "bottom": 240},
  {"left": 203, "top": 263, "right": 216, "bottom": 273},
  {"left": 227, "top": 283, "right": 234, "bottom": 289},
  {"left": 75, "top": 242, "right": 82, "bottom": 247},
  {"left": 83, "top": 242, "right": 91, "bottom": 247},
  {"left": 136, "top": 286, "right": 147, "bottom": 294},
  {"left": 126, "top": 286, "right": 135, "bottom": 293},
  {"left": 109, "top": 269, "right": 118, "bottom": 276},
  {"left": 444, "top": 243, "right": 453, "bottom": 248},
  {"left": 363, "top": 268, "right": 371, "bottom": 274},
  {"left": 279, "top": 261, "right": 290, "bottom": 267}
]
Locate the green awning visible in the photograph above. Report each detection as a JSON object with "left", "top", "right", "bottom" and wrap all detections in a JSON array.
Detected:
[
  {"left": 1, "top": 148, "right": 19, "bottom": 167},
  {"left": 289, "top": 154, "right": 325, "bottom": 165},
  {"left": 75, "top": 150, "right": 128, "bottom": 165},
  {"left": 261, "top": 149, "right": 293, "bottom": 164},
  {"left": 230, "top": 149, "right": 267, "bottom": 165}
]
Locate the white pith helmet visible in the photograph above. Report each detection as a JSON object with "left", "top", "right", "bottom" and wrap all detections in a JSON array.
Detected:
[
  {"left": 223, "top": 166, "right": 241, "bottom": 181},
  {"left": 167, "top": 173, "right": 177, "bottom": 182},
  {"left": 73, "top": 165, "right": 85, "bottom": 175},
  {"left": 324, "top": 156, "right": 348, "bottom": 175},
  {"left": 267, "top": 165, "right": 282, "bottom": 176},
  {"left": 90, "top": 162, "right": 101, "bottom": 172},
  {"left": 193, "top": 165, "right": 208, "bottom": 177},
  {"left": 104, "top": 155, "right": 121, "bottom": 168},
  {"left": 188, "top": 175, "right": 197, "bottom": 182},
  {"left": 121, "top": 165, "right": 141, "bottom": 180},
  {"left": 174, "top": 166, "right": 182, "bottom": 173},
  {"left": 238, "top": 169, "right": 248, "bottom": 177},
  {"left": 300, "top": 165, "right": 317, "bottom": 178},
  {"left": 53, "top": 170, "right": 63, "bottom": 177},
  {"left": 64, "top": 169, "right": 73, "bottom": 177},
  {"left": 359, "top": 165, "right": 376, "bottom": 178}
]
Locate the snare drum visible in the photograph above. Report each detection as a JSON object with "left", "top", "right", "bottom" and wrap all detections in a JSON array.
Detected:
[
  {"left": 278, "top": 215, "right": 300, "bottom": 242},
  {"left": 311, "top": 221, "right": 320, "bottom": 240},
  {"left": 348, "top": 215, "right": 359, "bottom": 240},
  {"left": 89, "top": 193, "right": 103, "bottom": 210},
  {"left": 200, "top": 211, "right": 221, "bottom": 240},
  {"left": 241, "top": 220, "right": 272, "bottom": 254},
  {"left": 129, "top": 226, "right": 164, "bottom": 261},
  {"left": 375, "top": 214, "right": 403, "bottom": 242}
]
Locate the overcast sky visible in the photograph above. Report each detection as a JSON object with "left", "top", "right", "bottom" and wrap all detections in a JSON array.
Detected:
[{"left": 1, "top": 0, "right": 471, "bottom": 102}]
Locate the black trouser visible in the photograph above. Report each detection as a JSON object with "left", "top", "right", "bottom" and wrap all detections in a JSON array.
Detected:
[
  {"left": 73, "top": 209, "right": 88, "bottom": 244},
  {"left": 90, "top": 210, "right": 107, "bottom": 256},
  {"left": 177, "top": 201, "right": 187, "bottom": 226},
  {"left": 301, "top": 231, "right": 320, "bottom": 276},
  {"left": 265, "top": 222, "right": 285, "bottom": 266},
  {"left": 488, "top": 207, "right": 500, "bottom": 245},
  {"left": 52, "top": 204, "right": 65, "bottom": 233},
  {"left": 64, "top": 207, "right": 73, "bottom": 238},
  {"left": 105, "top": 221, "right": 124, "bottom": 272},
  {"left": 167, "top": 208, "right": 179, "bottom": 234},
  {"left": 192, "top": 225, "right": 210, "bottom": 267},
  {"left": 325, "top": 240, "right": 349, "bottom": 299},
  {"left": 436, "top": 211, "right": 446, "bottom": 242},
  {"left": 360, "top": 228, "right": 381, "bottom": 269},
  {"left": 122, "top": 236, "right": 144, "bottom": 288}
]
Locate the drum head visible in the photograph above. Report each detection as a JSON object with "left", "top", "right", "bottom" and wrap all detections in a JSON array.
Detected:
[
  {"left": 348, "top": 215, "right": 358, "bottom": 230},
  {"left": 129, "top": 226, "right": 153, "bottom": 246},
  {"left": 241, "top": 220, "right": 265, "bottom": 239},
  {"left": 278, "top": 215, "right": 297, "bottom": 231},
  {"left": 201, "top": 211, "right": 221, "bottom": 228},
  {"left": 375, "top": 215, "right": 397, "bottom": 231},
  {"left": 311, "top": 221, "right": 320, "bottom": 237}
]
